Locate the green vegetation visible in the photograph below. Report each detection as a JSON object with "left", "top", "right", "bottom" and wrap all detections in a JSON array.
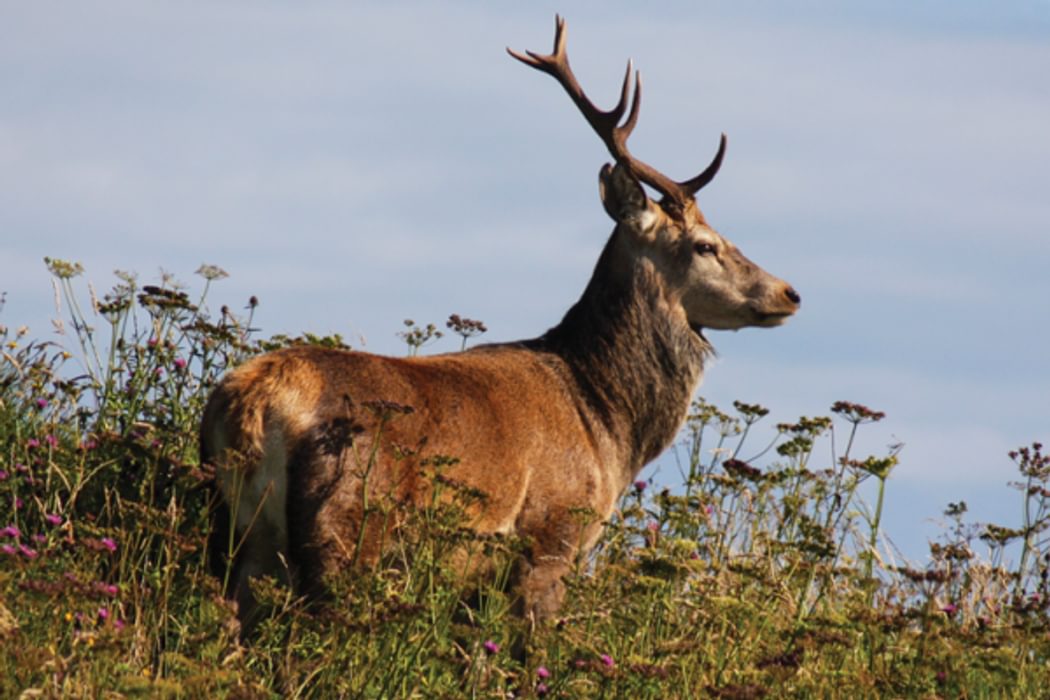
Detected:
[{"left": 1, "top": 261, "right": 1048, "bottom": 698}]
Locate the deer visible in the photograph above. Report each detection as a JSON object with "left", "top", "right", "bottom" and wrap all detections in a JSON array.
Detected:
[{"left": 201, "top": 15, "right": 800, "bottom": 634}]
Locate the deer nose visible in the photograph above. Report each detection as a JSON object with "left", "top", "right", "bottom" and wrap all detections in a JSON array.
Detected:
[{"left": 785, "top": 287, "right": 801, "bottom": 305}]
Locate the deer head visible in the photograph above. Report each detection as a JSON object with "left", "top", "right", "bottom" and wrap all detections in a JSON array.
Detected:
[{"left": 509, "top": 16, "right": 800, "bottom": 335}]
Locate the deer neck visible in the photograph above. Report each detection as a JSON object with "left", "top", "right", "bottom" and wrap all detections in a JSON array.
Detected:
[{"left": 538, "top": 231, "right": 711, "bottom": 483}]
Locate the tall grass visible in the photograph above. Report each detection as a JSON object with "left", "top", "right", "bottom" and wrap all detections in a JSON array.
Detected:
[{"left": 1, "top": 261, "right": 1048, "bottom": 698}]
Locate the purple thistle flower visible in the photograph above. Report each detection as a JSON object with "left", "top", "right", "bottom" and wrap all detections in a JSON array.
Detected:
[
  {"left": 173, "top": 357, "right": 187, "bottom": 370},
  {"left": 32, "top": 534, "right": 46, "bottom": 544},
  {"left": 483, "top": 639, "right": 500, "bottom": 654},
  {"left": 1, "top": 525, "right": 19, "bottom": 538},
  {"left": 633, "top": 480, "right": 647, "bottom": 492},
  {"left": 941, "top": 603, "right": 958, "bottom": 615},
  {"left": 98, "top": 607, "right": 109, "bottom": 621},
  {"left": 45, "top": 514, "right": 63, "bottom": 526},
  {"left": 35, "top": 398, "right": 48, "bottom": 409},
  {"left": 536, "top": 666, "right": 551, "bottom": 679},
  {"left": 44, "top": 434, "right": 58, "bottom": 448},
  {"left": 600, "top": 654, "right": 615, "bottom": 668},
  {"left": 13, "top": 497, "right": 23, "bottom": 510},
  {"left": 113, "top": 618, "right": 125, "bottom": 631},
  {"left": 26, "top": 438, "right": 40, "bottom": 449},
  {"left": 101, "top": 537, "right": 117, "bottom": 553},
  {"left": 0, "top": 470, "right": 7, "bottom": 481},
  {"left": 536, "top": 683, "right": 549, "bottom": 696},
  {"left": 18, "top": 544, "right": 37, "bottom": 559},
  {"left": 0, "top": 544, "right": 15, "bottom": 556}
]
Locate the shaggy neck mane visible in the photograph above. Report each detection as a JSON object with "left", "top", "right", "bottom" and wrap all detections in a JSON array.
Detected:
[{"left": 530, "top": 231, "right": 712, "bottom": 477}]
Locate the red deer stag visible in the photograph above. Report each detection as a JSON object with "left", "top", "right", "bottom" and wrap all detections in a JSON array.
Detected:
[{"left": 202, "top": 15, "right": 800, "bottom": 631}]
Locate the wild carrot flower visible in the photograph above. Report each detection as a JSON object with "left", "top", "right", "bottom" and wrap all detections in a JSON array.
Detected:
[{"left": 483, "top": 639, "right": 500, "bottom": 654}]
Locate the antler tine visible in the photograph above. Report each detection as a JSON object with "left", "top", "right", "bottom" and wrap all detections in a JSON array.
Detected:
[
  {"left": 679, "top": 133, "right": 728, "bottom": 196},
  {"left": 507, "top": 15, "right": 634, "bottom": 138},
  {"left": 510, "top": 16, "right": 724, "bottom": 212}
]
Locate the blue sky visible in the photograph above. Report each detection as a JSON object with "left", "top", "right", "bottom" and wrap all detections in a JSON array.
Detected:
[{"left": 2, "top": 2, "right": 1048, "bottom": 561}]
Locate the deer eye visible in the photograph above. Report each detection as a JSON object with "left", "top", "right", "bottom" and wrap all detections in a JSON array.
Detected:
[{"left": 694, "top": 242, "right": 717, "bottom": 256}]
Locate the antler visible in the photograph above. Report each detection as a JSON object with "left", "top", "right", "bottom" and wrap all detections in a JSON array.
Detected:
[{"left": 508, "top": 15, "right": 726, "bottom": 212}]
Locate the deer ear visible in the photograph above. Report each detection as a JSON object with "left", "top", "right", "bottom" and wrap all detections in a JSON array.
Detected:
[{"left": 599, "top": 163, "right": 648, "bottom": 221}]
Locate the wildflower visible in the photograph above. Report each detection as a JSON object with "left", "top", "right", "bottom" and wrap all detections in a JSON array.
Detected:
[
  {"left": 97, "top": 607, "right": 109, "bottom": 621},
  {"left": 35, "top": 398, "right": 48, "bottom": 409},
  {"left": 19, "top": 544, "right": 38, "bottom": 559},
  {"left": 1, "top": 544, "right": 15, "bottom": 555},
  {"left": 633, "top": 480, "right": 647, "bottom": 492},
  {"left": 1, "top": 525, "right": 19, "bottom": 538},
  {"left": 196, "top": 264, "right": 229, "bottom": 281},
  {"left": 536, "top": 666, "right": 551, "bottom": 679},
  {"left": 173, "top": 357, "right": 187, "bottom": 370},
  {"left": 536, "top": 683, "right": 549, "bottom": 696},
  {"left": 13, "top": 497, "right": 23, "bottom": 510},
  {"left": 0, "top": 470, "right": 7, "bottom": 481},
  {"left": 26, "top": 438, "right": 40, "bottom": 449},
  {"left": 79, "top": 439, "right": 98, "bottom": 451},
  {"left": 114, "top": 618, "right": 125, "bottom": 631},
  {"left": 483, "top": 639, "right": 500, "bottom": 654},
  {"left": 44, "top": 434, "right": 58, "bottom": 448},
  {"left": 600, "top": 654, "right": 615, "bottom": 668},
  {"left": 45, "top": 514, "right": 63, "bottom": 526},
  {"left": 32, "top": 534, "right": 46, "bottom": 544},
  {"left": 100, "top": 537, "right": 117, "bottom": 553},
  {"left": 941, "top": 603, "right": 958, "bottom": 615},
  {"left": 97, "top": 582, "right": 119, "bottom": 597}
]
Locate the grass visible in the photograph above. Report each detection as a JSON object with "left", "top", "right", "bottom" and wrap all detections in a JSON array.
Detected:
[{"left": 1, "top": 260, "right": 1048, "bottom": 698}]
